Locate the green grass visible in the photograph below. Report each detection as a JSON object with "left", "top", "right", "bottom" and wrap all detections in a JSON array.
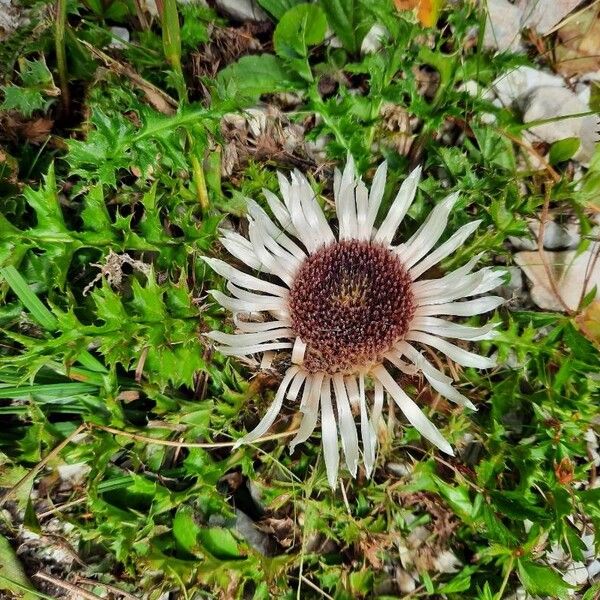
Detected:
[{"left": 0, "top": 1, "right": 599, "bottom": 599}]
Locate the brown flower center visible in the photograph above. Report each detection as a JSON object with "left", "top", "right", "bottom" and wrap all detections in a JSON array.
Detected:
[{"left": 288, "top": 240, "right": 416, "bottom": 374}]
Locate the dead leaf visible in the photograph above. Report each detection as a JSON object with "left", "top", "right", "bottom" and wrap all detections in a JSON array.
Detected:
[
  {"left": 117, "top": 390, "right": 140, "bottom": 403},
  {"left": 0, "top": 148, "right": 19, "bottom": 184},
  {"left": 394, "top": 0, "right": 443, "bottom": 27},
  {"left": 20, "top": 118, "right": 54, "bottom": 143},
  {"left": 514, "top": 242, "right": 600, "bottom": 312},
  {"left": 555, "top": 5, "right": 600, "bottom": 77},
  {"left": 575, "top": 300, "right": 600, "bottom": 347},
  {"left": 516, "top": 0, "right": 587, "bottom": 35},
  {"left": 484, "top": 0, "right": 587, "bottom": 51},
  {"left": 555, "top": 457, "right": 574, "bottom": 485}
]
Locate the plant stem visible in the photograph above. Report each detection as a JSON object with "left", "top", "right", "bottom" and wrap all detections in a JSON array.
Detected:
[
  {"left": 190, "top": 151, "right": 209, "bottom": 213},
  {"left": 496, "top": 556, "right": 515, "bottom": 600},
  {"left": 55, "top": 0, "right": 70, "bottom": 113}
]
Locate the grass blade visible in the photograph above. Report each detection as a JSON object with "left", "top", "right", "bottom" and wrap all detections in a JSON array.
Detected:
[{"left": 0, "top": 267, "right": 107, "bottom": 373}]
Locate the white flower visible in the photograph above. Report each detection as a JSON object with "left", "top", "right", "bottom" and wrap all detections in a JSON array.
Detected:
[{"left": 204, "top": 157, "right": 503, "bottom": 488}]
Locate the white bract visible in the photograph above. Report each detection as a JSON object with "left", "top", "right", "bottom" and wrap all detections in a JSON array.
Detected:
[{"left": 205, "top": 158, "right": 503, "bottom": 488}]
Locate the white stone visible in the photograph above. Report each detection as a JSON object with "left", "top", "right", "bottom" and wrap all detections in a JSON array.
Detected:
[
  {"left": 528, "top": 219, "right": 581, "bottom": 250},
  {"left": 522, "top": 85, "right": 599, "bottom": 164},
  {"left": 564, "top": 561, "right": 589, "bottom": 585},
  {"left": 109, "top": 26, "right": 129, "bottom": 49},
  {"left": 396, "top": 568, "right": 416, "bottom": 593},
  {"left": 57, "top": 462, "right": 91, "bottom": 486},
  {"left": 588, "top": 560, "right": 600, "bottom": 579},
  {"left": 361, "top": 23, "right": 388, "bottom": 54},
  {"left": 483, "top": 0, "right": 524, "bottom": 52},
  {"left": 492, "top": 66, "right": 564, "bottom": 107},
  {"left": 214, "top": 0, "right": 267, "bottom": 21},
  {"left": 585, "top": 429, "right": 600, "bottom": 467},
  {"left": 516, "top": 0, "right": 587, "bottom": 35},
  {"left": 433, "top": 550, "right": 461, "bottom": 574},
  {"left": 484, "top": 0, "right": 587, "bottom": 51}
]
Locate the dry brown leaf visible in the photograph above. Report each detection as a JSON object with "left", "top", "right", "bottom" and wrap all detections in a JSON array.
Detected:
[
  {"left": 575, "top": 300, "right": 600, "bottom": 347},
  {"left": 21, "top": 118, "right": 54, "bottom": 143},
  {"left": 555, "top": 5, "right": 600, "bottom": 77},
  {"left": 516, "top": 0, "right": 587, "bottom": 35},
  {"left": 514, "top": 243, "right": 600, "bottom": 311}
]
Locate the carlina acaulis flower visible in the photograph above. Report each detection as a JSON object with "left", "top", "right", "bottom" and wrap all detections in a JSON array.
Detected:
[{"left": 204, "top": 157, "right": 504, "bottom": 488}]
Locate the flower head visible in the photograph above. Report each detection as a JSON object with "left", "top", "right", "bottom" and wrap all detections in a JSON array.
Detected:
[{"left": 205, "top": 158, "right": 503, "bottom": 488}]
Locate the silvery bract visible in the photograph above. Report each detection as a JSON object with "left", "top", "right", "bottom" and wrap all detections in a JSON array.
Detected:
[{"left": 205, "top": 158, "right": 503, "bottom": 488}]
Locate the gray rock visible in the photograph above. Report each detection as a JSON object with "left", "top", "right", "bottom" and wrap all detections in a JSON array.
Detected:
[
  {"left": 529, "top": 220, "right": 581, "bottom": 250},
  {"left": 215, "top": 0, "right": 268, "bottom": 21},
  {"left": 483, "top": 0, "right": 524, "bottom": 52},
  {"left": 492, "top": 66, "right": 564, "bottom": 107},
  {"left": 484, "top": 0, "right": 587, "bottom": 51},
  {"left": 516, "top": 0, "right": 586, "bottom": 35},
  {"left": 521, "top": 85, "right": 599, "bottom": 165},
  {"left": 109, "top": 26, "right": 129, "bottom": 49},
  {"left": 361, "top": 23, "right": 388, "bottom": 54}
]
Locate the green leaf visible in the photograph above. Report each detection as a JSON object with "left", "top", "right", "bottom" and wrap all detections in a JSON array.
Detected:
[
  {"left": 517, "top": 560, "right": 573, "bottom": 599},
  {"left": 20, "top": 58, "right": 55, "bottom": 89},
  {"left": 432, "top": 475, "right": 474, "bottom": 524},
  {"left": 273, "top": 3, "right": 327, "bottom": 81},
  {"left": 0, "top": 265, "right": 106, "bottom": 373},
  {"left": 0, "top": 265, "right": 58, "bottom": 330},
  {"left": 23, "top": 497, "right": 41, "bottom": 534},
  {"left": 216, "top": 54, "right": 301, "bottom": 104},
  {"left": 130, "top": 276, "right": 166, "bottom": 323},
  {"left": 583, "top": 582, "right": 600, "bottom": 600},
  {"left": 0, "top": 534, "right": 37, "bottom": 600},
  {"left": 0, "top": 382, "right": 98, "bottom": 398},
  {"left": 0, "top": 86, "right": 46, "bottom": 118},
  {"left": 438, "top": 567, "right": 473, "bottom": 593},
  {"left": 472, "top": 126, "right": 516, "bottom": 171},
  {"left": 198, "top": 527, "right": 243, "bottom": 560},
  {"left": 257, "top": 0, "right": 303, "bottom": 19},
  {"left": 349, "top": 569, "right": 373, "bottom": 595},
  {"left": 576, "top": 487, "right": 600, "bottom": 504},
  {"left": 23, "top": 163, "right": 69, "bottom": 236},
  {"left": 549, "top": 137, "right": 580, "bottom": 165},
  {"left": 161, "top": 0, "right": 182, "bottom": 72},
  {"left": 320, "top": 0, "right": 372, "bottom": 54},
  {"left": 66, "top": 107, "right": 216, "bottom": 187},
  {"left": 80, "top": 184, "right": 113, "bottom": 233},
  {"left": 173, "top": 505, "right": 202, "bottom": 555},
  {"left": 0, "top": 58, "right": 57, "bottom": 118}
]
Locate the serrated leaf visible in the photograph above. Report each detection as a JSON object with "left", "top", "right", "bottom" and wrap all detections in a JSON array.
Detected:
[
  {"left": 517, "top": 560, "right": 573, "bottom": 599},
  {"left": 23, "top": 163, "right": 69, "bottom": 236},
  {"left": 0, "top": 86, "right": 47, "bottom": 118},
  {"left": 130, "top": 277, "right": 166, "bottom": 322},
  {"left": 66, "top": 107, "right": 216, "bottom": 187},
  {"left": 0, "top": 58, "right": 58, "bottom": 118},
  {"left": 80, "top": 184, "right": 113, "bottom": 233}
]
